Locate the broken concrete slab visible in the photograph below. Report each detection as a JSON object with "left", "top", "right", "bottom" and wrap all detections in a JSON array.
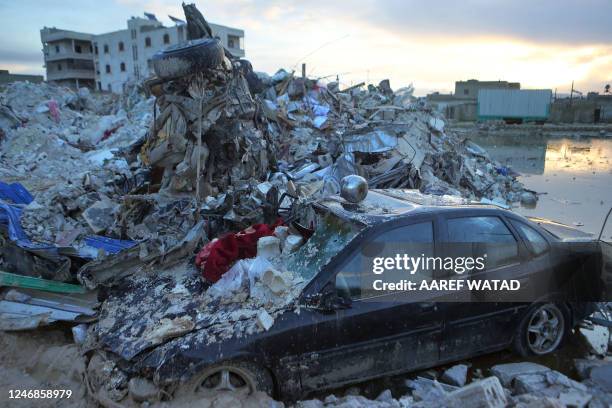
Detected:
[
  {"left": 128, "top": 377, "right": 159, "bottom": 402},
  {"left": 81, "top": 200, "right": 117, "bottom": 234},
  {"left": 490, "top": 362, "right": 550, "bottom": 387},
  {"left": 513, "top": 373, "right": 548, "bottom": 394},
  {"left": 257, "top": 309, "right": 274, "bottom": 331},
  {"left": 443, "top": 377, "right": 506, "bottom": 408},
  {"left": 441, "top": 364, "right": 468, "bottom": 387},
  {"left": 574, "top": 358, "right": 610, "bottom": 380},
  {"left": 589, "top": 364, "right": 612, "bottom": 393}
]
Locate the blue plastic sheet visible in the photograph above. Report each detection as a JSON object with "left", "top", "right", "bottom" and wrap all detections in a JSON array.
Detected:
[
  {"left": 0, "top": 182, "right": 136, "bottom": 257},
  {"left": 84, "top": 236, "right": 137, "bottom": 254},
  {"left": 0, "top": 182, "right": 33, "bottom": 205},
  {"left": 0, "top": 202, "right": 56, "bottom": 251}
]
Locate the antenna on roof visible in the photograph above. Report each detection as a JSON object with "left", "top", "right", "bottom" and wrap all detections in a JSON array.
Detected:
[{"left": 144, "top": 12, "right": 158, "bottom": 21}]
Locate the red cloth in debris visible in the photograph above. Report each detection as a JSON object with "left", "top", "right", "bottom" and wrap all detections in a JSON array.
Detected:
[
  {"left": 196, "top": 223, "right": 279, "bottom": 283},
  {"left": 48, "top": 100, "right": 60, "bottom": 123}
]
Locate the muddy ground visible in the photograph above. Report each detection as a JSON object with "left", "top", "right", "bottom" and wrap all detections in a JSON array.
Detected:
[{"left": 0, "top": 323, "right": 608, "bottom": 407}]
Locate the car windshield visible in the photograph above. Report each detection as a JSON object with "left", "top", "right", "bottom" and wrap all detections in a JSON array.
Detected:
[{"left": 285, "top": 212, "right": 364, "bottom": 281}]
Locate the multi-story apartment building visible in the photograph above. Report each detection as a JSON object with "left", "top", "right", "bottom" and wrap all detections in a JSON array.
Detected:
[
  {"left": 40, "top": 13, "right": 245, "bottom": 92},
  {"left": 40, "top": 28, "right": 96, "bottom": 89}
]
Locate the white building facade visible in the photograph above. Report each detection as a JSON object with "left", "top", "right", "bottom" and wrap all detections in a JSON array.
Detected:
[
  {"left": 93, "top": 16, "right": 245, "bottom": 93},
  {"left": 40, "top": 28, "right": 96, "bottom": 89}
]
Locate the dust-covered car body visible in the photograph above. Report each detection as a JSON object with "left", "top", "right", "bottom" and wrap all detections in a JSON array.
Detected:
[{"left": 97, "top": 189, "right": 603, "bottom": 399}]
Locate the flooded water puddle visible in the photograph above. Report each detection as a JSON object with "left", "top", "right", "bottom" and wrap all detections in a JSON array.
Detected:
[{"left": 469, "top": 134, "right": 612, "bottom": 236}]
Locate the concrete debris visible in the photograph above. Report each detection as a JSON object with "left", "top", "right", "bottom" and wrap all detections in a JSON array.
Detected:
[
  {"left": 443, "top": 377, "right": 506, "bottom": 408},
  {"left": 257, "top": 235, "right": 281, "bottom": 259},
  {"left": 128, "top": 376, "right": 160, "bottom": 402},
  {"left": 257, "top": 309, "right": 274, "bottom": 331},
  {"left": 490, "top": 362, "right": 550, "bottom": 387},
  {"left": 441, "top": 364, "right": 469, "bottom": 387}
]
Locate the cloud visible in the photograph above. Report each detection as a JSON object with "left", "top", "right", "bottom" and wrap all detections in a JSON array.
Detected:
[
  {"left": 0, "top": 49, "right": 42, "bottom": 64},
  {"left": 0, "top": 0, "right": 609, "bottom": 93},
  {"left": 252, "top": 0, "right": 612, "bottom": 46}
]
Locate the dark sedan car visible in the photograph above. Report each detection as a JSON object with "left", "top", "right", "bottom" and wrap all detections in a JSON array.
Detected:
[{"left": 100, "top": 189, "right": 606, "bottom": 400}]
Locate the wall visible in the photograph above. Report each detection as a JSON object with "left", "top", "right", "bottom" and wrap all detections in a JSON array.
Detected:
[
  {"left": 0, "top": 70, "right": 43, "bottom": 85},
  {"left": 550, "top": 97, "right": 612, "bottom": 123},
  {"left": 455, "top": 80, "right": 520, "bottom": 100}
]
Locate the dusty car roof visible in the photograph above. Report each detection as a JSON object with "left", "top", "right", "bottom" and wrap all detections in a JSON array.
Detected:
[{"left": 315, "top": 189, "right": 499, "bottom": 225}]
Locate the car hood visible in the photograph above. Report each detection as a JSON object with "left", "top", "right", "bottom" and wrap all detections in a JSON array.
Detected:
[{"left": 93, "top": 260, "right": 303, "bottom": 362}]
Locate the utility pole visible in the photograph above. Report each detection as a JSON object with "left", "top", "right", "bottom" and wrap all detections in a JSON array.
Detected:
[
  {"left": 301, "top": 63, "right": 306, "bottom": 79},
  {"left": 569, "top": 80, "right": 574, "bottom": 106}
]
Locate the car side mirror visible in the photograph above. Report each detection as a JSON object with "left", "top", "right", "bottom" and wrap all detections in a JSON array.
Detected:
[{"left": 304, "top": 284, "right": 351, "bottom": 313}]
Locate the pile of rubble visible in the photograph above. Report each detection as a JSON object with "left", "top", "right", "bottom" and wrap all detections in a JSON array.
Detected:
[
  {"left": 0, "top": 4, "right": 556, "bottom": 407},
  {"left": 0, "top": 68, "right": 534, "bottom": 274}
]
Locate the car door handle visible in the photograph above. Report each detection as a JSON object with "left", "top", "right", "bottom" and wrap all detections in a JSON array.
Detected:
[{"left": 418, "top": 302, "right": 437, "bottom": 312}]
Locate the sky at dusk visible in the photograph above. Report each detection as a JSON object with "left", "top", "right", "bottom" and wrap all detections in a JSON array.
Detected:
[{"left": 0, "top": 0, "right": 610, "bottom": 96}]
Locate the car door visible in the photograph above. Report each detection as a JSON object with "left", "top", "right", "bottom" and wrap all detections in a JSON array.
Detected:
[
  {"left": 297, "top": 217, "right": 443, "bottom": 392},
  {"left": 439, "top": 212, "right": 529, "bottom": 361}
]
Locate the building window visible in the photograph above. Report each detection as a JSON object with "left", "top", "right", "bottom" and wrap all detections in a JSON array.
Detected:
[
  {"left": 227, "top": 35, "right": 242, "bottom": 49},
  {"left": 118, "top": 42, "right": 124, "bottom": 52},
  {"left": 57, "top": 63, "right": 62, "bottom": 71},
  {"left": 105, "top": 64, "right": 111, "bottom": 73},
  {"left": 75, "top": 44, "right": 82, "bottom": 53},
  {"left": 103, "top": 44, "right": 109, "bottom": 54},
  {"left": 145, "top": 37, "right": 151, "bottom": 47},
  {"left": 120, "top": 62, "right": 126, "bottom": 72},
  {"left": 97, "top": 82, "right": 102, "bottom": 91},
  {"left": 163, "top": 33, "right": 170, "bottom": 44},
  {"left": 177, "top": 26, "right": 183, "bottom": 41},
  {"left": 131, "top": 29, "right": 136, "bottom": 40},
  {"left": 107, "top": 83, "right": 112, "bottom": 92},
  {"left": 147, "top": 59, "right": 153, "bottom": 70},
  {"left": 55, "top": 45, "right": 60, "bottom": 53},
  {"left": 227, "top": 35, "right": 236, "bottom": 49},
  {"left": 94, "top": 44, "right": 98, "bottom": 55},
  {"left": 132, "top": 45, "right": 138, "bottom": 60},
  {"left": 463, "top": 89, "right": 469, "bottom": 95}
]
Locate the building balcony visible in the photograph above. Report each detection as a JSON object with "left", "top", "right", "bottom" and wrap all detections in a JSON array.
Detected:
[
  {"left": 44, "top": 51, "right": 94, "bottom": 62},
  {"left": 41, "top": 30, "right": 92, "bottom": 43},
  {"left": 47, "top": 69, "right": 95, "bottom": 81}
]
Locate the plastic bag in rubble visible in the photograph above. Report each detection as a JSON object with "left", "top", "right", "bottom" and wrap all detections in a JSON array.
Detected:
[
  {"left": 207, "top": 257, "right": 274, "bottom": 301},
  {"left": 393, "top": 85, "right": 415, "bottom": 108}
]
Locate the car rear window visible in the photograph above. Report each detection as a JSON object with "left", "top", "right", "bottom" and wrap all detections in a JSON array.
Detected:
[{"left": 447, "top": 216, "right": 519, "bottom": 270}]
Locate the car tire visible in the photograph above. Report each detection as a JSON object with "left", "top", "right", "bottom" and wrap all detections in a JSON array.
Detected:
[
  {"left": 513, "top": 303, "right": 569, "bottom": 357},
  {"left": 179, "top": 361, "right": 274, "bottom": 398},
  {"left": 152, "top": 38, "right": 224, "bottom": 79}
]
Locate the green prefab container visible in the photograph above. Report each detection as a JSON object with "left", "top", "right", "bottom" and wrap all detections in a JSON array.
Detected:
[{"left": 477, "top": 89, "right": 552, "bottom": 122}]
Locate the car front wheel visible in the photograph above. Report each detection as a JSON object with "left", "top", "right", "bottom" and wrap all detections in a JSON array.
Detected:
[
  {"left": 513, "top": 303, "right": 568, "bottom": 356},
  {"left": 179, "top": 361, "right": 274, "bottom": 398}
]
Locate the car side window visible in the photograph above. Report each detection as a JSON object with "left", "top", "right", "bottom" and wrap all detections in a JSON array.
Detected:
[
  {"left": 447, "top": 216, "right": 519, "bottom": 271},
  {"left": 510, "top": 220, "right": 549, "bottom": 256},
  {"left": 335, "top": 221, "right": 434, "bottom": 300}
]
